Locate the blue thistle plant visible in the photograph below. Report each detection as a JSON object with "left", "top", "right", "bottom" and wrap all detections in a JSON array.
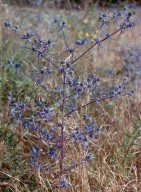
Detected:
[{"left": 5, "top": 6, "right": 135, "bottom": 188}]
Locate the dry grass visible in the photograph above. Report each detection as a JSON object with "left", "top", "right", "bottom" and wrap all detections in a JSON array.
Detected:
[{"left": 1, "top": 2, "right": 141, "bottom": 192}]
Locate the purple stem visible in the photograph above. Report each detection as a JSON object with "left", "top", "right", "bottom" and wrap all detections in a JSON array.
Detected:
[
  {"left": 60, "top": 71, "right": 66, "bottom": 173},
  {"left": 70, "top": 26, "right": 128, "bottom": 66},
  {"left": 64, "top": 93, "right": 127, "bottom": 117}
]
